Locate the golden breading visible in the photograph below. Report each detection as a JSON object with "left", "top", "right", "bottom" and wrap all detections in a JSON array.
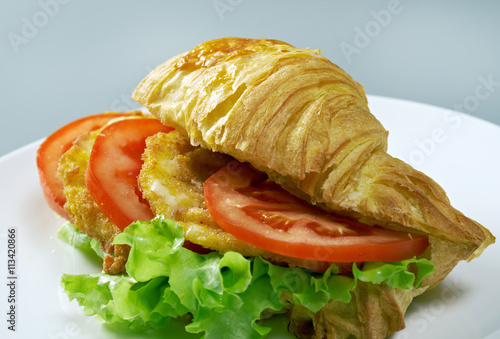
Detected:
[
  {"left": 139, "top": 130, "right": 350, "bottom": 273},
  {"left": 58, "top": 113, "right": 148, "bottom": 274},
  {"left": 58, "top": 129, "right": 128, "bottom": 274}
]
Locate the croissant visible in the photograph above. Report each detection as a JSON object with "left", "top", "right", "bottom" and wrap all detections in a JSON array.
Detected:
[{"left": 132, "top": 37, "right": 494, "bottom": 338}]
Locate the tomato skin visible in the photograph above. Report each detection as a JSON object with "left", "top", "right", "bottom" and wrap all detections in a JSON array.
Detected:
[
  {"left": 85, "top": 118, "right": 174, "bottom": 230},
  {"left": 204, "top": 161, "right": 429, "bottom": 263},
  {"left": 36, "top": 112, "right": 137, "bottom": 220}
]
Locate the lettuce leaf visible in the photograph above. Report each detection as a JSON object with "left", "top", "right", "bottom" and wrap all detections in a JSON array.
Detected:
[
  {"left": 353, "top": 258, "right": 435, "bottom": 289},
  {"left": 57, "top": 221, "right": 105, "bottom": 260},
  {"left": 61, "top": 216, "right": 434, "bottom": 338}
]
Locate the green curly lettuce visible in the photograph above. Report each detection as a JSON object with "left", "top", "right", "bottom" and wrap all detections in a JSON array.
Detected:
[
  {"left": 60, "top": 216, "right": 434, "bottom": 338},
  {"left": 57, "top": 221, "right": 105, "bottom": 260}
]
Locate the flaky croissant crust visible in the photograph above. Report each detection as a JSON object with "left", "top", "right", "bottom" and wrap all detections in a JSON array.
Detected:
[{"left": 132, "top": 37, "right": 494, "bottom": 338}]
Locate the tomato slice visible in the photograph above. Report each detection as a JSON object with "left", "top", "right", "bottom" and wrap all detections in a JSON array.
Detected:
[
  {"left": 36, "top": 112, "right": 136, "bottom": 220},
  {"left": 85, "top": 118, "right": 174, "bottom": 230},
  {"left": 204, "top": 161, "right": 429, "bottom": 263}
]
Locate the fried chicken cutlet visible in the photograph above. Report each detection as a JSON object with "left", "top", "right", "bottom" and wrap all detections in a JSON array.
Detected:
[
  {"left": 139, "top": 130, "right": 348, "bottom": 272},
  {"left": 58, "top": 113, "right": 150, "bottom": 274}
]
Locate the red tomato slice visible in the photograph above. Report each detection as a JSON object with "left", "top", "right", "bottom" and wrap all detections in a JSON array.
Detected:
[
  {"left": 85, "top": 118, "right": 173, "bottom": 230},
  {"left": 204, "top": 161, "right": 429, "bottom": 263},
  {"left": 36, "top": 112, "right": 136, "bottom": 220}
]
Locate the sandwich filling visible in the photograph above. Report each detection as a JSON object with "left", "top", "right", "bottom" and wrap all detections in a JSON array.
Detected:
[
  {"left": 139, "top": 130, "right": 429, "bottom": 269},
  {"left": 43, "top": 112, "right": 435, "bottom": 338},
  {"left": 54, "top": 113, "right": 430, "bottom": 274}
]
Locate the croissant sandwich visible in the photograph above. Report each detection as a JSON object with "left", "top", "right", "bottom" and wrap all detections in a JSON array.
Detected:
[{"left": 37, "top": 37, "right": 494, "bottom": 339}]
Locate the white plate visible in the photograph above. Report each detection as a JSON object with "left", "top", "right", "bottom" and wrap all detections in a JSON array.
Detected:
[{"left": 0, "top": 96, "right": 498, "bottom": 339}]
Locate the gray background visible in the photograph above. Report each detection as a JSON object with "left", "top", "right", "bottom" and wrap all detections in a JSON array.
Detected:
[{"left": 1, "top": 0, "right": 499, "bottom": 157}]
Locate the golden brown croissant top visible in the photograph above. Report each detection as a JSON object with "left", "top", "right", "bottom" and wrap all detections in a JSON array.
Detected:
[
  {"left": 133, "top": 38, "right": 384, "bottom": 178},
  {"left": 132, "top": 37, "right": 494, "bottom": 288}
]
